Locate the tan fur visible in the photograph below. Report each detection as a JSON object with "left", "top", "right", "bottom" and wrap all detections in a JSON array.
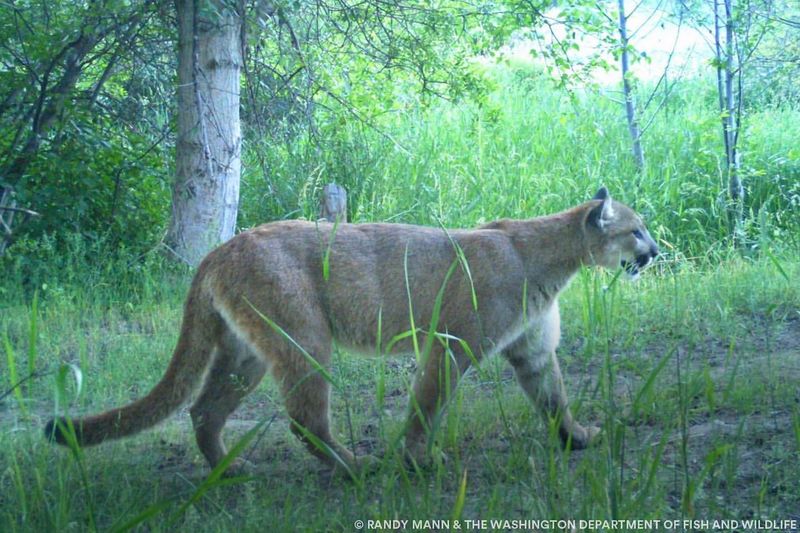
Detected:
[{"left": 45, "top": 188, "right": 658, "bottom": 472}]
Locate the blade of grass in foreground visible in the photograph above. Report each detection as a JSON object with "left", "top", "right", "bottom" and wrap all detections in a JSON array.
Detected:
[
  {"left": 27, "top": 289, "right": 39, "bottom": 397},
  {"left": 765, "top": 248, "right": 790, "bottom": 283},
  {"left": 52, "top": 364, "right": 94, "bottom": 532},
  {"left": 451, "top": 468, "right": 468, "bottom": 522},
  {"left": 630, "top": 347, "right": 675, "bottom": 419},
  {"left": 244, "top": 297, "right": 339, "bottom": 392},
  {"left": 2, "top": 329, "right": 24, "bottom": 410}
]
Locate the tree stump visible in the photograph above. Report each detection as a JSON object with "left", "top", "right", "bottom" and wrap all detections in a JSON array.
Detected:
[{"left": 320, "top": 183, "right": 347, "bottom": 223}]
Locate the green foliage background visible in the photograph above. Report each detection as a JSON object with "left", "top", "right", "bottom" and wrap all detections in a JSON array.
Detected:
[
  {"left": 1, "top": 3, "right": 800, "bottom": 530},
  {"left": 1, "top": 0, "right": 799, "bottom": 286}
]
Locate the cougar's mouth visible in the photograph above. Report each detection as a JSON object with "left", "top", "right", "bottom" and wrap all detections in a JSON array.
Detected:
[
  {"left": 621, "top": 259, "right": 639, "bottom": 278},
  {"left": 621, "top": 254, "right": 651, "bottom": 278}
]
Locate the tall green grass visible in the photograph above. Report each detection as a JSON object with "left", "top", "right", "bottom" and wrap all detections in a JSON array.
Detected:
[
  {"left": 3, "top": 256, "right": 797, "bottom": 531},
  {"left": 2, "top": 60, "right": 799, "bottom": 531},
  {"left": 240, "top": 62, "right": 800, "bottom": 259}
]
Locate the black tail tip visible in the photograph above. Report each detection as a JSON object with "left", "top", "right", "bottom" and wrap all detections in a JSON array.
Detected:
[{"left": 44, "top": 417, "right": 73, "bottom": 445}]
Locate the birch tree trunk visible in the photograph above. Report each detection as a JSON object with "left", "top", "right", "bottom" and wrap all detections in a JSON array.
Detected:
[
  {"left": 167, "top": 0, "right": 242, "bottom": 266},
  {"left": 618, "top": 0, "right": 645, "bottom": 171},
  {"left": 714, "top": 0, "right": 744, "bottom": 244}
]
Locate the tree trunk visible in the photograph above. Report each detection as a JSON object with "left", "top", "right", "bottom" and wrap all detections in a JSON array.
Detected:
[
  {"left": 618, "top": 0, "right": 645, "bottom": 171},
  {"left": 715, "top": 0, "right": 744, "bottom": 244},
  {"left": 167, "top": 0, "right": 242, "bottom": 266},
  {"left": 724, "top": 0, "right": 743, "bottom": 235}
]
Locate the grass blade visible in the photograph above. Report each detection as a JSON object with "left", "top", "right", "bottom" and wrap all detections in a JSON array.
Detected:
[
  {"left": 2, "top": 328, "right": 24, "bottom": 409},
  {"left": 765, "top": 247, "right": 790, "bottom": 282},
  {"left": 245, "top": 297, "right": 339, "bottom": 392},
  {"left": 451, "top": 469, "right": 468, "bottom": 521},
  {"left": 630, "top": 347, "right": 674, "bottom": 419},
  {"left": 27, "top": 289, "right": 38, "bottom": 396}
]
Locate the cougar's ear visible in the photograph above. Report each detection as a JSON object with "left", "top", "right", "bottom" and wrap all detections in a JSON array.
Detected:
[
  {"left": 593, "top": 187, "right": 610, "bottom": 201},
  {"left": 588, "top": 190, "right": 614, "bottom": 230}
]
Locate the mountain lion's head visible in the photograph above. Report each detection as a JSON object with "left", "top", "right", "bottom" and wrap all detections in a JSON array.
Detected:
[{"left": 584, "top": 187, "right": 659, "bottom": 279}]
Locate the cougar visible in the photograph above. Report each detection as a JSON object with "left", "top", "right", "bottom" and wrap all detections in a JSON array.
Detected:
[{"left": 46, "top": 187, "right": 658, "bottom": 473}]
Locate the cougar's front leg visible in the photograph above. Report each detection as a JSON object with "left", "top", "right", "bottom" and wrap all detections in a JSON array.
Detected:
[{"left": 504, "top": 304, "right": 600, "bottom": 449}]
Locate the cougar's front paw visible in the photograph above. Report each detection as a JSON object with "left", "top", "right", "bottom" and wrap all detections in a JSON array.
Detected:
[
  {"left": 562, "top": 424, "right": 601, "bottom": 450},
  {"left": 353, "top": 453, "right": 381, "bottom": 474},
  {"left": 403, "top": 439, "right": 451, "bottom": 471},
  {"left": 328, "top": 453, "right": 382, "bottom": 480},
  {"left": 403, "top": 437, "right": 438, "bottom": 468}
]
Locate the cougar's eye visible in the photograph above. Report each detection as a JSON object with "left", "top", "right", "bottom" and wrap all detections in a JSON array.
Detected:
[{"left": 632, "top": 229, "right": 643, "bottom": 239}]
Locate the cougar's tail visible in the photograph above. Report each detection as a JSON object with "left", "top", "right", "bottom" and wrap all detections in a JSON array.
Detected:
[{"left": 44, "top": 283, "right": 221, "bottom": 447}]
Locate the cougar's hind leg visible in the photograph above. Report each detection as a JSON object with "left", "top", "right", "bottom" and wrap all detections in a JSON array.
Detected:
[
  {"left": 273, "top": 343, "right": 359, "bottom": 470},
  {"left": 190, "top": 330, "right": 268, "bottom": 469},
  {"left": 405, "top": 342, "right": 471, "bottom": 464},
  {"left": 227, "top": 295, "right": 371, "bottom": 474}
]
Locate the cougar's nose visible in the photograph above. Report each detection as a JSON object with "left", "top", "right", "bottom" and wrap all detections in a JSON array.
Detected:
[{"left": 650, "top": 245, "right": 659, "bottom": 258}]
